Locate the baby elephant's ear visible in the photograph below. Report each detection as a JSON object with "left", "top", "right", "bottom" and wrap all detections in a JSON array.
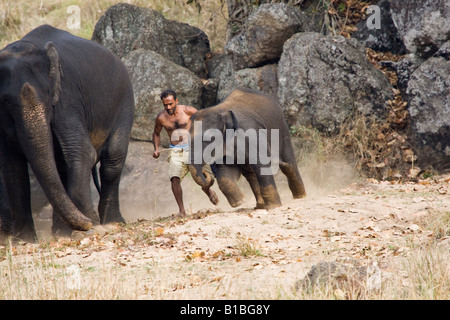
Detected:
[
  {"left": 219, "top": 110, "right": 239, "bottom": 131},
  {"left": 44, "top": 42, "right": 61, "bottom": 105}
]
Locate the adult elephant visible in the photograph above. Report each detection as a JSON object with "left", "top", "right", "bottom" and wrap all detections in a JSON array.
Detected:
[
  {"left": 0, "top": 25, "right": 135, "bottom": 241},
  {"left": 188, "top": 88, "right": 305, "bottom": 209}
]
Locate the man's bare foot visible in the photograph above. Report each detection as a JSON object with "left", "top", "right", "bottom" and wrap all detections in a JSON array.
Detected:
[
  {"left": 173, "top": 211, "right": 186, "bottom": 218},
  {"left": 203, "top": 187, "right": 219, "bottom": 205}
]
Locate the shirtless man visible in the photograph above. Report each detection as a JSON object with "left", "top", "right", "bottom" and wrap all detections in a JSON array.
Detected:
[{"left": 152, "top": 89, "right": 218, "bottom": 217}]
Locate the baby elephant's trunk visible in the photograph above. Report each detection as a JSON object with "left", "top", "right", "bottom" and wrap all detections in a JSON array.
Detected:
[{"left": 188, "top": 164, "right": 214, "bottom": 188}]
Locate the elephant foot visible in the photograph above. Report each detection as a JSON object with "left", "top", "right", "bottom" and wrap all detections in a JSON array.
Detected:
[
  {"left": 84, "top": 209, "right": 100, "bottom": 225},
  {"left": 71, "top": 225, "right": 108, "bottom": 240},
  {"left": 260, "top": 185, "right": 282, "bottom": 210},
  {"left": 265, "top": 202, "right": 282, "bottom": 210},
  {"left": 102, "top": 214, "right": 126, "bottom": 225},
  {"left": 230, "top": 199, "right": 243, "bottom": 208},
  {"left": 4, "top": 231, "right": 37, "bottom": 244},
  {"left": 255, "top": 202, "right": 266, "bottom": 209},
  {"left": 52, "top": 215, "right": 83, "bottom": 237},
  {"left": 100, "top": 207, "right": 126, "bottom": 224},
  {"left": 293, "top": 193, "right": 306, "bottom": 199},
  {"left": 53, "top": 228, "right": 72, "bottom": 238},
  {"left": 12, "top": 225, "right": 38, "bottom": 243},
  {"left": 292, "top": 184, "right": 307, "bottom": 199}
]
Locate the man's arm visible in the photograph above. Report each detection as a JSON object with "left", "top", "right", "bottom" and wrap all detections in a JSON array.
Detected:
[{"left": 152, "top": 116, "right": 163, "bottom": 158}]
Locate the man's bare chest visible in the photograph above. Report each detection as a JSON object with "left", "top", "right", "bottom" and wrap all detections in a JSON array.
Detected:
[{"left": 164, "top": 115, "right": 191, "bottom": 132}]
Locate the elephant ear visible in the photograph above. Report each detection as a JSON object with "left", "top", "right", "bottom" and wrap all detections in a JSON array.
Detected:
[
  {"left": 219, "top": 110, "right": 239, "bottom": 131},
  {"left": 44, "top": 42, "right": 61, "bottom": 105}
]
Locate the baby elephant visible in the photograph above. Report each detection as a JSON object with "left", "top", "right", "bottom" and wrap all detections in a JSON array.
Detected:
[{"left": 188, "top": 88, "right": 306, "bottom": 209}]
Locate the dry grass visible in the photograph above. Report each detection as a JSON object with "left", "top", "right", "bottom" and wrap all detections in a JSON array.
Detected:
[
  {"left": 0, "top": 238, "right": 447, "bottom": 300},
  {"left": 401, "top": 242, "right": 449, "bottom": 300},
  {"left": 0, "top": 0, "right": 228, "bottom": 51},
  {"left": 1, "top": 209, "right": 448, "bottom": 300}
]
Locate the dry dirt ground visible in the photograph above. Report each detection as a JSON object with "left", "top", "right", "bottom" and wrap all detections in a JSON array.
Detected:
[{"left": 2, "top": 141, "right": 449, "bottom": 299}]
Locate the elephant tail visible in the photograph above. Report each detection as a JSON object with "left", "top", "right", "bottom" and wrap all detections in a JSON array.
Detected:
[{"left": 92, "top": 165, "right": 101, "bottom": 194}]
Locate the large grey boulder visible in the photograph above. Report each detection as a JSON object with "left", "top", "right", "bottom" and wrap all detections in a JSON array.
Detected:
[
  {"left": 406, "top": 42, "right": 450, "bottom": 169},
  {"left": 205, "top": 53, "right": 234, "bottom": 105},
  {"left": 92, "top": 3, "right": 210, "bottom": 78},
  {"left": 207, "top": 53, "right": 234, "bottom": 80},
  {"left": 390, "top": 0, "right": 449, "bottom": 59},
  {"left": 278, "top": 32, "right": 393, "bottom": 133},
  {"left": 352, "top": 0, "right": 406, "bottom": 54},
  {"left": 217, "top": 64, "right": 278, "bottom": 102},
  {"left": 122, "top": 49, "right": 203, "bottom": 144},
  {"left": 224, "top": 3, "right": 307, "bottom": 70},
  {"left": 206, "top": 53, "right": 278, "bottom": 102}
]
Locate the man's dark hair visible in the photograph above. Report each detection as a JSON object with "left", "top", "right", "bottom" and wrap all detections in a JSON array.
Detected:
[{"left": 160, "top": 89, "right": 177, "bottom": 100}]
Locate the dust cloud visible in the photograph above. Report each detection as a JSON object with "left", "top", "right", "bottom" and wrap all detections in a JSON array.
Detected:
[
  {"left": 31, "top": 140, "right": 358, "bottom": 236},
  {"left": 119, "top": 141, "right": 358, "bottom": 222}
]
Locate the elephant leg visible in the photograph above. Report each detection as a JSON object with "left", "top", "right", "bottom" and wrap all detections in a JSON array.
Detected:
[
  {"left": 240, "top": 165, "right": 265, "bottom": 209},
  {"left": 66, "top": 157, "right": 98, "bottom": 222},
  {"left": 0, "top": 151, "right": 36, "bottom": 242},
  {"left": 279, "top": 141, "right": 306, "bottom": 198},
  {"left": 0, "top": 178, "right": 12, "bottom": 235},
  {"left": 253, "top": 165, "right": 281, "bottom": 209},
  {"left": 216, "top": 165, "right": 244, "bottom": 207},
  {"left": 98, "top": 129, "right": 129, "bottom": 224},
  {"left": 98, "top": 160, "right": 126, "bottom": 224},
  {"left": 51, "top": 131, "right": 99, "bottom": 235},
  {"left": 280, "top": 161, "right": 306, "bottom": 199}
]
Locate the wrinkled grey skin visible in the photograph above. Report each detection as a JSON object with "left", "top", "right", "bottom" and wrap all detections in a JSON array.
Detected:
[
  {"left": 189, "top": 88, "right": 305, "bottom": 209},
  {"left": 0, "top": 180, "right": 10, "bottom": 235},
  {"left": 0, "top": 25, "right": 135, "bottom": 241}
]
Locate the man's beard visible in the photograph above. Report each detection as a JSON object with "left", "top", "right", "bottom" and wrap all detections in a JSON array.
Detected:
[{"left": 167, "top": 106, "right": 176, "bottom": 115}]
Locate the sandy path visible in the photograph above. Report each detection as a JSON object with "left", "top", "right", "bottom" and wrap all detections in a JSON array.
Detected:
[{"left": 2, "top": 141, "right": 449, "bottom": 299}]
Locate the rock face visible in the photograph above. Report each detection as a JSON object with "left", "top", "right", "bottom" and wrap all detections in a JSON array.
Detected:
[
  {"left": 278, "top": 32, "right": 393, "bottom": 133},
  {"left": 390, "top": 0, "right": 450, "bottom": 59},
  {"left": 217, "top": 64, "right": 278, "bottom": 102},
  {"left": 405, "top": 42, "right": 450, "bottom": 169},
  {"left": 352, "top": 0, "right": 406, "bottom": 54},
  {"left": 89, "top": 1, "right": 449, "bottom": 171},
  {"left": 91, "top": 3, "right": 210, "bottom": 78},
  {"left": 122, "top": 49, "right": 203, "bottom": 144},
  {"left": 387, "top": 54, "right": 425, "bottom": 96},
  {"left": 373, "top": 0, "right": 450, "bottom": 169},
  {"left": 224, "top": 3, "right": 307, "bottom": 70},
  {"left": 206, "top": 53, "right": 278, "bottom": 102}
]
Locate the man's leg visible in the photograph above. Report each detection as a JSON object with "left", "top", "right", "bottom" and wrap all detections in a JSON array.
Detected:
[
  {"left": 171, "top": 176, "right": 186, "bottom": 217},
  {"left": 169, "top": 150, "right": 187, "bottom": 217}
]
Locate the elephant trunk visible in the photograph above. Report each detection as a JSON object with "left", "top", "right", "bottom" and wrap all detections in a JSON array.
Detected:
[
  {"left": 188, "top": 163, "right": 214, "bottom": 188},
  {"left": 16, "top": 83, "right": 92, "bottom": 231}
]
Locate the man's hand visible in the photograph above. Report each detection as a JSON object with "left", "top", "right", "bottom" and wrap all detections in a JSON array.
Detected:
[{"left": 153, "top": 150, "right": 160, "bottom": 159}]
